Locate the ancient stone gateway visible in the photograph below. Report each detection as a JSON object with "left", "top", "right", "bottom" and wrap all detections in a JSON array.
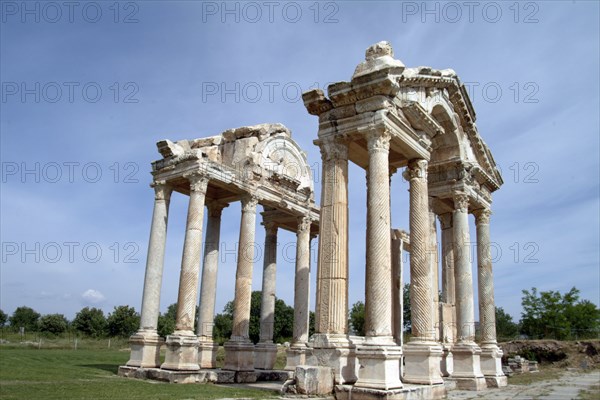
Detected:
[
  {"left": 121, "top": 42, "right": 506, "bottom": 399},
  {"left": 300, "top": 41, "right": 505, "bottom": 398},
  {"left": 120, "top": 123, "right": 318, "bottom": 378}
]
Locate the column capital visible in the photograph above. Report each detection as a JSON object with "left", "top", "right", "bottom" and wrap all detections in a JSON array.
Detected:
[
  {"left": 206, "top": 201, "right": 228, "bottom": 218},
  {"left": 318, "top": 136, "right": 349, "bottom": 161},
  {"left": 241, "top": 195, "right": 259, "bottom": 213},
  {"left": 184, "top": 172, "right": 209, "bottom": 193},
  {"left": 150, "top": 180, "right": 172, "bottom": 201},
  {"left": 297, "top": 215, "right": 311, "bottom": 233},
  {"left": 474, "top": 208, "right": 492, "bottom": 225},
  {"left": 263, "top": 221, "right": 278, "bottom": 236},
  {"left": 403, "top": 159, "right": 428, "bottom": 181},
  {"left": 452, "top": 191, "right": 469, "bottom": 213},
  {"left": 438, "top": 213, "right": 453, "bottom": 230},
  {"left": 366, "top": 130, "right": 391, "bottom": 153}
]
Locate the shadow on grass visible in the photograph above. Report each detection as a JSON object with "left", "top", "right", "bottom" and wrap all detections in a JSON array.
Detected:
[{"left": 79, "top": 364, "right": 120, "bottom": 374}]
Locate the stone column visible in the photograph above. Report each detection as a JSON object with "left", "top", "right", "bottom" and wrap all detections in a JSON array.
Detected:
[
  {"left": 255, "top": 222, "right": 278, "bottom": 370},
  {"left": 285, "top": 216, "right": 312, "bottom": 370},
  {"left": 127, "top": 181, "right": 172, "bottom": 368},
  {"left": 450, "top": 192, "right": 486, "bottom": 390},
  {"left": 312, "top": 136, "right": 355, "bottom": 384},
  {"left": 356, "top": 130, "right": 402, "bottom": 390},
  {"left": 391, "top": 230, "right": 405, "bottom": 347},
  {"left": 475, "top": 208, "right": 507, "bottom": 387},
  {"left": 224, "top": 195, "right": 258, "bottom": 371},
  {"left": 402, "top": 159, "right": 443, "bottom": 385},
  {"left": 439, "top": 213, "right": 456, "bottom": 377},
  {"left": 162, "top": 172, "right": 209, "bottom": 371},
  {"left": 429, "top": 203, "right": 440, "bottom": 341},
  {"left": 196, "top": 202, "right": 227, "bottom": 368}
]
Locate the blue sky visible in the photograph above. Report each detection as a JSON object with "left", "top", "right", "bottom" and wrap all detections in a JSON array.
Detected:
[{"left": 1, "top": 1, "right": 598, "bottom": 325}]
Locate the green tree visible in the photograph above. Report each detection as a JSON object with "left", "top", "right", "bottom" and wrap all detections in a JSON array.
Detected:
[
  {"left": 349, "top": 301, "right": 365, "bottom": 336},
  {"left": 520, "top": 287, "right": 600, "bottom": 340},
  {"left": 0, "top": 309, "right": 7, "bottom": 328},
  {"left": 72, "top": 307, "right": 107, "bottom": 337},
  {"left": 10, "top": 306, "right": 41, "bottom": 332},
  {"left": 39, "top": 314, "right": 68, "bottom": 335},
  {"left": 495, "top": 307, "right": 519, "bottom": 340},
  {"left": 403, "top": 283, "right": 411, "bottom": 331},
  {"left": 213, "top": 291, "right": 295, "bottom": 345},
  {"left": 107, "top": 306, "right": 140, "bottom": 337},
  {"left": 157, "top": 303, "right": 177, "bottom": 338}
]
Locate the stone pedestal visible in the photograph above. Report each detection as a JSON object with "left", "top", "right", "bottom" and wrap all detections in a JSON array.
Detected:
[
  {"left": 197, "top": 340, "right": 218, "bottom": 369},
  {"left": 161, "top": 334, "right": 200, "bottom": 371},
  {"left": 254, "top": 342, "right": 277, "bottom": 370},
  {"left": 127, "top": 332, "right": 164, "bottom": 368},
  {"left": 355, "top": 341, "right": 403, "bottom": 390},
  {"left": 295, "top": 365, "right": 334, "bottom": 395},
  {"left": 450, "top": 342, "right": 486, "bottom": 390},
  {"left": 223, "top": 340, "right": 255, "bottom": 371},
  {"left": 403, "top": 341, "right": 444, "bottom": 384},
  {"left": 309, "top": 334, "right": 357, "bottom": 384},
  {"left": 480, "top": 344, "right": 507, "bottom": 387},
  {"left": 285, "top": 344, "right": 309, "bottom": 370}
]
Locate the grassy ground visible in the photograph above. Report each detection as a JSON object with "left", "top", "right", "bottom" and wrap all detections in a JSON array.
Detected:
[
  {"left": 0, "top": 347, "right": 280, "bottom": 400},
  {"left": 578, "top": 384, "right": 600, "bottom": 399},
  {"left": 507, "top": 366, "right": 562, "bottom": 385}
]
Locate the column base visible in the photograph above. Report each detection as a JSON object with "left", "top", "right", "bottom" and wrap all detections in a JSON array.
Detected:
[
  {"left": 126, "top": 330, "right": 164, "bottom": 368},
  {"left": 355, "top": 338, "right": 403, "bottom": 390},
  {"left": 402, "top": 340, "right": 444, "bottom": 384},
  {"left": 480, "top": 343, "right": 507, "bottom": 387},
  {"left": 197, "top": 339, "right": 219, "bottom": 369},
  {"left": 223, "top": 340, "right": 255, "bottom": 371},
  {"left": 307, "top": 334, "right": 358, "bottom": 384},
  {"left": 440, "top": 344, "right": 453, "bottom": 377},
  {"left": 285, "top": 343, "right": 309, "bottom": 371},
  {"left": 449, "top": 342, "right": 485, "bottom": 390},
  {"left": 161, "top": 334, "right": 200, "bottom": 371},
  {"left": 254, "top": 342, "right": 277, "bottom": 370}
]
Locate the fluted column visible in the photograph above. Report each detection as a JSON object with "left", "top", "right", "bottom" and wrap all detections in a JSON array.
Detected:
[
  {"left": 285, "top": 216, "right": 312, "bottom": 371},
  {"left": 439, "top": 213, "right": 456, "bottom": 307},
  {"left": 293, "top": 216, "right": 311, "bottom": 344},
  {"left": 315, "top": 136, "right": 349, "bottom": 336},
  {"left": 197, "top": 201, "right": 227, "bottom": 368},
  {"left": 450, "top": 191, "right": 485, "bottom": 389},
  {"left": 452, "top": 192, "right": 475, "bottom": 343},
  {"left": 429, "top": 202, "right": 440, "bottom": 341},
  {"left": 255, "top": 221, "right": 278, "bottom": 370},
  {"left": 224, "top": 195, "right": 258, "bottom": 371},
  {"left": 162, "top": 172, "right": 209, "bottom": 371},
  {"left": 127, "top": 181, "right": 172, "bottom": 367},
  {"left": 475, "top": 208, "right": 506, "bottom": 385},
  {"left": 402, "top": 159, "right": 443, "bottom": 385}
]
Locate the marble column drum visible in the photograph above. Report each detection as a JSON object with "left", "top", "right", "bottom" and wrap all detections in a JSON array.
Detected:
[
  {"left": 224, "top": 195, "right": 258, "bottom": 371},
  {"left": 255, "top": 222, "right": 278, "bottom": 370},
  {"left": 127, "top": 181, "right": 172, "bottom": 368},
  {"left": 196, "top": 202, "right": 227, "bottom": 368},
  {"left": 450, "top": 192, "right": 486, "bottom": 390},
  {"left": 402, "top": 159, "right": 443, "bottom": 385},
  {"left": 162, "top": 173, "right": 209, "bottom": 371},
  {"left": 475, "top": 209, "right": 507, "bottom": 387}
]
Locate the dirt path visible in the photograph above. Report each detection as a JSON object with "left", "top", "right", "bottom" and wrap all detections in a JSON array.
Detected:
[{"left": 448, "top": 370, "right": 600, "bottom": 400}]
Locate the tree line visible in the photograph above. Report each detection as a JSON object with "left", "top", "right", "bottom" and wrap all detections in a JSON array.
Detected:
[
  {"left": 2, "top": 286, "right": 597, "bottom": 342},
  {"left": 348, "top": 285, "right": 600, "bottom": 341}
]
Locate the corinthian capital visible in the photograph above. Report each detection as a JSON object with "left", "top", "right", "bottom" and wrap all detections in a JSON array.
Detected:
[
  {"left": 297, "top": 215, "right": 311, "bottom": 233},
  {"left": 366, "top": 130, "right": 391, "bottom": 153},
  {"left": 453, "top": 192, "right": 469, "bottom": 213},
  {"left": 402, "top": 159, "right": 428, "bottom": 181},
  {"left": 184, "top": 172, "right": 209, "bottom": 193},
  {"left": 318, "top": 136, "right": 348, "bottom": 162},
  {"left": 263, "top": 221, "right": 278, "bottom": 236},
  {"left": 474, "top": 208, "right": 492, "bottom": 225},
  {"left": 150, "top": 180, "right": 172, "bottom": 201},
  {"left": 241, "top": 195, "right": 259, "bottom": 213}
]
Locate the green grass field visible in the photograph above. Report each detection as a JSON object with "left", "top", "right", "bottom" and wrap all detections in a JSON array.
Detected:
[{"left": 0, "top": 346, "right": 280, "bottom": 400}]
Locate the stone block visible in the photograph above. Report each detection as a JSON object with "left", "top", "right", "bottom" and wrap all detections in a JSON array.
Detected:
[
  {"left": 161, "top": 334, "right": 200, "bottom": 371},
  {"left": 295, "top": 365, "right": 334, "bottom": 395},
  {"left": 126, "top": 332, "right": 164, "bottom": 368},
  {"left": 223, "top": 340, "right": 254, "bottom": 371},
  {"left": 403, "top": 341, "right": 444, "bottom": 384},
  {"left": 355, "top": 343, "right": 403, "bottom": 390},
  {"left": 197, "top": 340, "right": 218, "bottom": 369},
  {"left": 254, "top": 342, "right": 277, "bottom": 370},
  {"left": 235, "top": 371, "right": 258, "bottom": 383}
]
